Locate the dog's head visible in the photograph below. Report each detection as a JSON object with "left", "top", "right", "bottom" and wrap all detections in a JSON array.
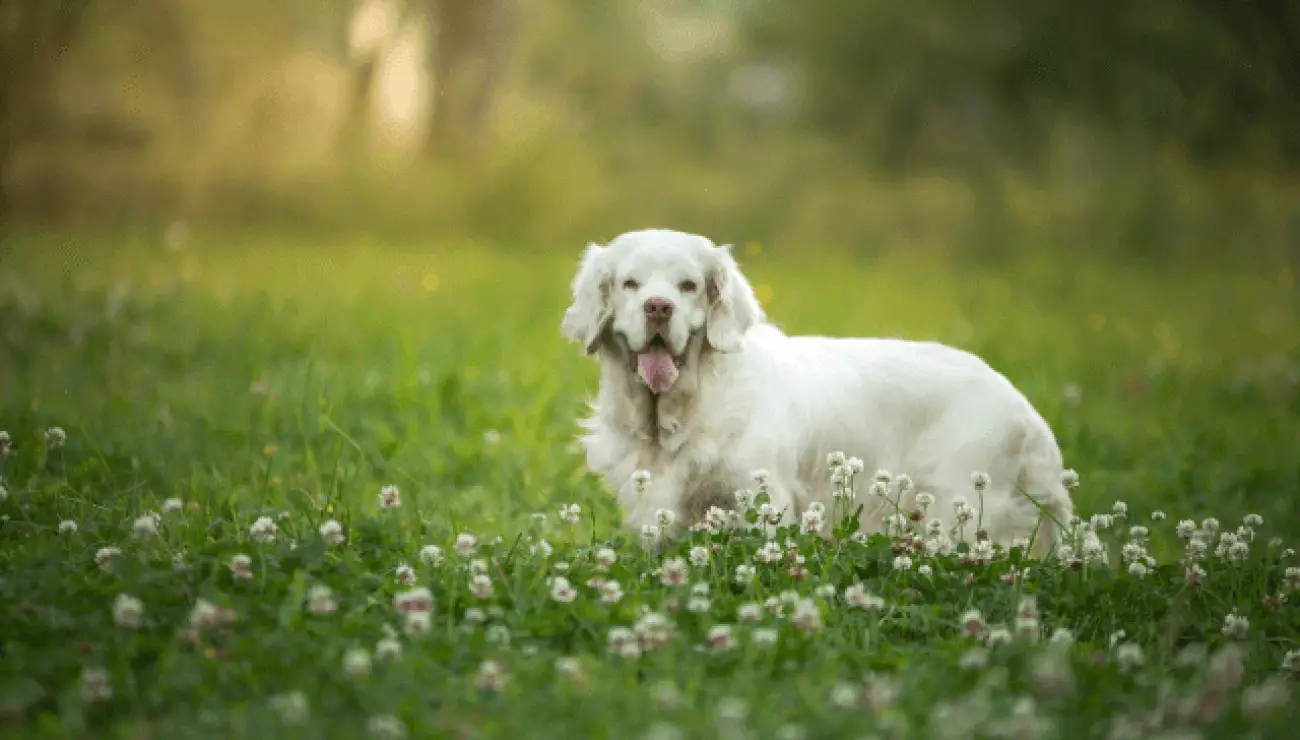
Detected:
[{"left": 561, "top": 229, "right": 765, "bottom": 395}]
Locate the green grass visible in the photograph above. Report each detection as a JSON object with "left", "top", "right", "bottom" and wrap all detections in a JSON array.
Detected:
[{"left": 1, "top": 231, "right": 1298, "bottom": 739}]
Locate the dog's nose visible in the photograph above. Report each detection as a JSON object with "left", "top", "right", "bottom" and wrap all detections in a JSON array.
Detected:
[{"left": 643, "top": 298, "right": 674, "bottom": 323}]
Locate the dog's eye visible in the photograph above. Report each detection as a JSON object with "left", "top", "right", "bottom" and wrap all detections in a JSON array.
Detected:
[
  {"left": 622, "top": 279, "right": 640, "bottom": 291},
  {"left": 678, "top": 280, "right": 697, "bottom": 293}
]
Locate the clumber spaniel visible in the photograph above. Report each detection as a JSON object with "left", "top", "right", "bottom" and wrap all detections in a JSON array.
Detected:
[{"left": 562, "top": 229, "right": 1075, "bottom": 556}]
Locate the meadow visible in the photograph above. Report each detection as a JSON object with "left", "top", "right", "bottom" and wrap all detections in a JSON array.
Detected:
[{"left": 1, "top": 230, "right": 1298, "bottom": 739}]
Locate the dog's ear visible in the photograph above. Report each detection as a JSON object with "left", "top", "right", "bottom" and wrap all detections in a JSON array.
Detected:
[
  {"left": 705, "top": 244, "right": 764, "bottom": 353},
  {"left": 561, "top": 242, "right": 614, "bottom": 355}
]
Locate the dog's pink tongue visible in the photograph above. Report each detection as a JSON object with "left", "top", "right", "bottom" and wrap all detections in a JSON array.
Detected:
[{"left": 637, "top": 347, "right": 678, "bottom": 395}]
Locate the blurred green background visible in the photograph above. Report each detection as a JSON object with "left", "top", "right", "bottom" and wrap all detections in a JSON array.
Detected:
[
  {"left": 3, "top": 0, "right": 1299, "bottom": 262},
  {"left": 1, "top": 0, "right": 1298, "bottom": 536}
]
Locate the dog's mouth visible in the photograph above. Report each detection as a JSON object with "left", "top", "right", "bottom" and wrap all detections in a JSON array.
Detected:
[{"left": 629, "top": 333, "right": 686, "bottom": 395}]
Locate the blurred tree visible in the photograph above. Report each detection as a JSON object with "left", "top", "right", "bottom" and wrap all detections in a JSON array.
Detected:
[
  {"left": 423, "top": 0, "right": 517, "bottom": 158},
  {"left": 740, "top": 0, "right": 1300, "bottom": 169},
  {"left": 0, "top": 0, "right": 92, "bottom": 222},
  {"left": 340, "top": 0, "right": 516, "bottom": 160}
]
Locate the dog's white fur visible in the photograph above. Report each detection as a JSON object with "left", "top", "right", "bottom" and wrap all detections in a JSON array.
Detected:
[{"left": 562, "top": 229, "right": 1074, "bottom": 555}]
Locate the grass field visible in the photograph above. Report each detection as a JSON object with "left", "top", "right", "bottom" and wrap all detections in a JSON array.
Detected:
[{"left": 1, "top": 230, "right": 1298, "bottom": 739}]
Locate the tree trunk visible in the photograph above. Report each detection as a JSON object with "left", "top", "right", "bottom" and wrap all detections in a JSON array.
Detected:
[{"left": 425, "top": 0, "right": 515, "bottom": 160}]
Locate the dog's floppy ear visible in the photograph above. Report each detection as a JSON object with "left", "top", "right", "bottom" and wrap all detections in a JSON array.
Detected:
[
  {"left": 705, "top": 244, "right": 764, "bottom": 353},
  {"left": 561, "top": 242, "right": 614, "bottom": 355}
]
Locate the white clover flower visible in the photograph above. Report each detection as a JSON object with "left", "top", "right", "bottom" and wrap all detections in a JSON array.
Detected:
[
  {"left": 848, "top": 584, "right": 886, "bottom": 611},
  {"left": 1111, "top": 501, "right": 1127, "bottom": 518},
  {"left": 551, "top": 576, "right": 577, "bottom": 603},
  {"left": 250, "top": 516, "right": 278, "bottom": 543},
  {"left": 58, "top": 520, "right": 78, "bottom": 536},
  {"left": 374, "top": 638, "right": 403, "bottom": 662},
  {"left": 112, "top": 593, "right": 144, "bottom": 629},
  {"left": 1059, "top": 469, "right": 1079, "bottom": 489},
  {"left": 737, "top": 602, "right": 762, "bottom": 622},
  {"left": 45, "top": 426, "right": 67, "bottom": 450},
  {"left": 800, "top": 508, "right": 825, "bottom": 535},
  {"left": 454, "top": 533, "right": 477, "bottom": 557},
  {"left": 0, "top": 430, "right": 11, "bottom": 458},
  {"left": 608, "top": 627, "right": 641, "bottom": 658},
  {"left": 394, "top": 586, "right": 434, "bottom": 615},
  {"left": 751, "top": 627, "right": 779, "bottom": 648},
  {"left": 640, "top": 523, "right": 662, "bottom": 548},
  {"left": 1243, "top": 513, "right": 1264, "bottom": 528},
  {"left": 469, "top": 574, "right": 494, "bottom": 600},
  {"left": 230, "top": 553, "right": 254, "bottom": 580},
  {"left": 755, "top": 541, "right": 783, "bottom": 564},
  {"left": 986, "top": 627, "right": 1012, "bottom": 647},
  {"left": 1049, "top": 628, "right": 1075, "bottom": 646},
  {"left": 366, "top": 714, "right": 406, "bottom": 739},
  {"left": 307, "top": 584, "right": 338, "bottom": 615},
  {"left": 1115, "top": 643, "right": 1144, "bottom": 671},
  {"left": 914, "top": 491, "right": 935, "bottom": 510},
  {"left": 1175, "top": 519, "right": 1196, "bottom": 539},
  {"left": 970, "top": 471, "right": 991, "bottom": 493},
  {"left": 558, "top": 503, "right": 582, "bottom": 524},
  {"left": 1090, "top": 513, "right": 1113, "bottom": 531},
  {"left": 661, "top": 557, "right": 689, "bottom": 586},
  {"left": 1226, "top": 540, "right": 1250, "bottom": 564},
  {"left": 790, "top": 598, "right": 822, "bottom": 633},
  {"left": 463, "top": 607, "right": 486, "bottom": 624},
  {"left": 1128, "top": 561, "right": 1148, "bottom": 579},
  {"left": 80, "top": 667, "right": 112, "bottom": 702},
  {"left": 654, "top": 508, "right": 677, "bottom": 528},
  {"left": 132, "top": 514, "right": 159, "bottom": 537},
  {"left": 269, "top": 691, "right": 309, "bottom": 726},
  {"left": 419, "top": 544, "right": 444, "bottom": 566},
  {"left": 733, "top": 563, "right": 756, "bottom": 585},
  {"left": 826, "top": 451, "right": 847, "bottom": 468},
  {"left": 319, "top": 519, "right": 346, "bottom": 546},
  {"left": 917, "top": 564, "right": 933, "bottom": 577},
  {"left": 377, "top": 485, "right": 401, "bottom": 509},
  {"left": 631, "top": 469, "right": 653, "bottom": 492},
  {"left": 1222, "top": 612, "right": 1250, "bottom": 639},
  {"left": 159, "top": 497, "right": 184, "bottom": 514},
  {"left": 892, "top": 555, "right": 913, "bottom": 572},
  {"left": 555, "top": 656, "right": 585, "bottom": 680},
  {"left": 868, "top": 481, "right": 889, "bottom": 498},
  {"left": 689, "top": 546, "right": 710, "bottom": 567},
  {"left": 756, "top": 502, "right": 782, "bottom": 526},
  {"left": 595, "top": 547, "right": 617, "bottom": 571},
  {"left": 960, "top": 609, "right": 986, "bottom": 638},
  {"left": 751, "top": 468, "right": 770, "bottom": 489},
  {"left": 1282, "top": 649, "right": 1300, "bottom": 674},
  {"left": 635, "top": 611, "right": 675, "bottom": 652},
  {"left": 687, "top": 596, "right": 711, "bottom": 613},
  {"left": 485, "top": 624, "right": 510, "bottom": 647},
  {"left": 95, "top": 546, "right": 122, "bottom": 570},
  {"left": 1150, "top": 510, "right": 1166, "bottom": 521},
  {"left": 394, "top": 562, "right": 417, "bottom": 586},
  {"left": 600, "top": 579, "right": 624, "bottom": 603},
  {"left": 707, "top": 624, "right": 735, "bottom": 652},
  {"left": 401, "top": 611, "right": 430, "bottom": 635},
  {"left": 894, "top": 473, "right": 914, "bottom": 495},
  {"left": 1202, "top": 517, "right": 1220, "bottom": 533},
  {"left": 468, "top": 558, "right": 490, "bottom": 577},
  {"left": 342, "top": 647, "right": 372, "bottom": 679}
]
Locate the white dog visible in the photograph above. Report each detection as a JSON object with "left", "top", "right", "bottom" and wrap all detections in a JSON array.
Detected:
[{"left": 561, "top": 228, "right": 1074, "bottom": 556}]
